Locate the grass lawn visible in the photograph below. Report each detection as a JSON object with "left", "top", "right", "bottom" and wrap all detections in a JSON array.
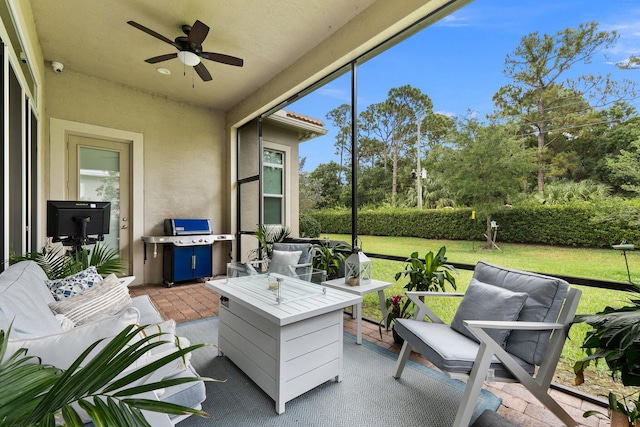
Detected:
[{"left": 324, "top": 233, "right": 640, "bottom": 399}]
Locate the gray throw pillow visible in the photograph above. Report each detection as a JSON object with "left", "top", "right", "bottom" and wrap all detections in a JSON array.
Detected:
[{"left": 451, "top": 278, "right": 528, "bottom": 347}]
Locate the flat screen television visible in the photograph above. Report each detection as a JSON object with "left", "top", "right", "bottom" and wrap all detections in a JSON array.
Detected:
[{"left": 46, "top": 200, "right": 111, "bottom": 245}]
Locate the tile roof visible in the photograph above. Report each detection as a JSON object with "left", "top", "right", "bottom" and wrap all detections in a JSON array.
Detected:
[{"left": 282, "top": 110, "right": 325, "bottom": 127}]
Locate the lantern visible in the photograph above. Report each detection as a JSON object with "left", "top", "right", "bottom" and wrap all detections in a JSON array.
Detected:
[{"left": 344, "top": 238, "right": 371, "bottom": 286}]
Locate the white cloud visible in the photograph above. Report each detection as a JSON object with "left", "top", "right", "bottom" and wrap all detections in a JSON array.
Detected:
[
  {"left": 434, "top": 110, "right": 457, "bottom": 118},
  {"left": 317, "top": 87, "right": 351, "bottom": 102},
  {"left": 437, "top": 14, "right": 471, "bottom": 28}
]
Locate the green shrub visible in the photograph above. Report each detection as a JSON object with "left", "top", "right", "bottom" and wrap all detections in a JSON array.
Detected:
[
  {"left": 308, "top": 200, "right": 640, "bottom": 248},
  {"left": 300, "top": 213, "right": 321, "bottom": 238}
]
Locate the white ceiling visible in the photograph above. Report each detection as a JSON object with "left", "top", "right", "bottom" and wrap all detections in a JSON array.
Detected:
[{"left": 28, "top": 0, "right": 379, "bottom": 112}]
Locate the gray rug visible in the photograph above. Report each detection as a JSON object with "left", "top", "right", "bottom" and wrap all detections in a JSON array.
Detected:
[{"left": 177, "top": 317, "right": 501, "bottom": 427}]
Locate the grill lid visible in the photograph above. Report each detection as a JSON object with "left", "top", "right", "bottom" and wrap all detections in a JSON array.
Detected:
[{"left": 164, "top": 218, "right": 212, "bottom": 235}]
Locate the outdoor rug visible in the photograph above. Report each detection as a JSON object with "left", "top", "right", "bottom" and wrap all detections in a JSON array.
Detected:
[{"left": 177, "top": 317, "right": 501, "bottom": 427}]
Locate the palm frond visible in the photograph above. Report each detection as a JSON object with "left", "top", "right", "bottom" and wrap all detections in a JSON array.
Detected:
[{"left": 0, "top": 323, "right": 211, "bottom": 426}]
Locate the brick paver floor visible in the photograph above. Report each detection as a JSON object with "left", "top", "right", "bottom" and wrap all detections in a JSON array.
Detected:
[{"left": 129, "top": 279, "right": 611, "bottom": 427}]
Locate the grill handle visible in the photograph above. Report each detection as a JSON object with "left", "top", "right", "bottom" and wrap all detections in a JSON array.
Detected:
[{"left": 191, "top": 255, "right": 196, "bottom": 270}]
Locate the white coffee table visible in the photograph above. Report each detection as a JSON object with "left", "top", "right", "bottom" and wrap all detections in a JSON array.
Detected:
[
  {"left": 322, "top": 278, "right": 391, "bottom": 345},
  {"left": 207, "top": 274, "right": 361, "bottom": 414}
]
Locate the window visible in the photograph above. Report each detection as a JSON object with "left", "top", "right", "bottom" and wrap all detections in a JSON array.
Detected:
[{"left": 263, "top": 148, "right": 284, "bottom": 225}]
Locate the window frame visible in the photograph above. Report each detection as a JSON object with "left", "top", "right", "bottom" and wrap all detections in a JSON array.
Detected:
[{"left": 262, "top": 142, "right": 291, "bottom": 226}]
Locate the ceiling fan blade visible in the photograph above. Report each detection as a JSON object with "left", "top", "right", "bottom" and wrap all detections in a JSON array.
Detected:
[
  {"left": 201, "top": 52, "right": 244, "bottom": 67},
  {"left": 145, "top": 53, "right": 178, "bottom": 64},
  {"left": 188, "top": 20, "right": 209, "bottom": 46},
  {"left": 194, "top": 62, "right": 212, "bottom": 81},
  {"left": 127, "top": 21, "right": 179, "bottom": 48}
]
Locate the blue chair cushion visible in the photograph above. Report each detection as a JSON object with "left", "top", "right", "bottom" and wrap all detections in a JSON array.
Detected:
[
  {"left": 472, "top": 262, "right": 568, "bottom": 365},
  {"left": 450, "top": 278, "right": 528, "bottom": 347}
]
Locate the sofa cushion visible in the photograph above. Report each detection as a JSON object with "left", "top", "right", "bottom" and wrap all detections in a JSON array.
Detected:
[
  {"left": 128, "top": 295, "right": 165, "bottom": 325},
  {"left": 472, "top": 261, "right": 569, "bottom": 365},
  {"left": 4, "top": 307, "right": 141, "bottom": 369},
  {"left": 451, "top": 279, "right": 528, "bottom": 347},
  {"left": 46, "top": 266, "right": 103, "bottom": 301},
  {"left": 0, "top": 261, "right": 63, "bottom": 338},
  {"left": 49, "top": 274, "right": 131, "bottom": 325}
]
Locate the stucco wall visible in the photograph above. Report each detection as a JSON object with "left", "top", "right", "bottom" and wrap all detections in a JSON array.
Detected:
[
  {"left": 44, "top": 69, "right": 230, "bottom": 283},
  {"left": 237, "top": 120, "right": 301, "bottom": 224}
]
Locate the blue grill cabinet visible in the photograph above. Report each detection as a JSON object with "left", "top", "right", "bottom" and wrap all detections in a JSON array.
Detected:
[{"left": 163, "top": 244, "right": 212, "bottom": 284}]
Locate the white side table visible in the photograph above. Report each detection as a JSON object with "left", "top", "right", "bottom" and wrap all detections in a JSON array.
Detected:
[{"left": 322, "top": 278, "right": 392, "bottom": 344}]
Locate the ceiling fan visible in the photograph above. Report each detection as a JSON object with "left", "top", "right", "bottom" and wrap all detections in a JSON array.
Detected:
[{"left": 127, "top": 19, "right": 244, "bottom": 82}]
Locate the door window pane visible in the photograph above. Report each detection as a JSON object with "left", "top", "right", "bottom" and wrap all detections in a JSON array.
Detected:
[{"left": 79, "top": 147, "right": 120, "bottom": 251}]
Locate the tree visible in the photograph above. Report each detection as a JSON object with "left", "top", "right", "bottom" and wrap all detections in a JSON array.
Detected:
[
  {"left": 493, "top": 22, "right": 637, "bottom": 192},
  {"left": 605, "top": 136, "right": 640, "bottom": 195},
  {"left": 298, "top": 157, "right": 325, "bottom": 212},
  {"left": 360, "top": 102, "right": 394, "bottom": 172},
  {"left": 325, "top": 104, "right": 352, "bottom": 183},
  {"left": 435, "top": 116, "right": 534, "bottom": 249},
  {"left": 569, "top": 102, "right": 640, "bottom": 188},
  {"left": 308, "top": 161, "right": 344, "bottom": 208}
]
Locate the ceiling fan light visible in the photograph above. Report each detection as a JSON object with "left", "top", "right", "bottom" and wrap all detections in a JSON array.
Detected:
[{"left": 177, "top": 51, "right": 200, "bottom": 66}]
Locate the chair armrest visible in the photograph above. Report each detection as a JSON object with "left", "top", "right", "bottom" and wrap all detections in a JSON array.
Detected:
[
  {"left": 406, "top": 291, "right": 464, "bottom": 300},
  {"left": 119, "top": 276, "right": 135, "bottom": 287},
  {"left": 464, "top": 320, "right": 564, "bottom": 331},
  {"left": 407, "top": 292, "right": 465, "bottom": 323},
  {"left": 296, "top": 262, "right": 313, "bottom": 268}
]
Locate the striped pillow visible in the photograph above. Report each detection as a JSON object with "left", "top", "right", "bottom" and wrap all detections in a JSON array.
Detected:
[{"left": 49, "top": 274, "right": 131, "bottom": 326}]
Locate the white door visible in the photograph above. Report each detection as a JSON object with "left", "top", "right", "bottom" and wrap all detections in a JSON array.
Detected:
[{"left": 67, "top": 135, "right": 131, "bottom": 273}]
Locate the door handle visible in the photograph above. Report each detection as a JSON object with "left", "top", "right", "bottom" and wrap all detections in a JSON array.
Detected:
[{"left": 121, "top": 224, "right": 128, "bottom": 229}]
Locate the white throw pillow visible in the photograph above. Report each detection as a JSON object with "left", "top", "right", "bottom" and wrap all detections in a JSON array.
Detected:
[
  {"left": 269, "top": 250, "right": 302, "bottom": 277},
  {"left": 49, "top": 274, "right": 131, "bottom": 325},
  {"left": 271, "top": 249, "right": 302, "bottom": 266},
  {"left": 4, "top": 307, "right": 141, "bottom": 370},
  {"left": 46, "top": 266, "right": 103, "bottom": 301}
]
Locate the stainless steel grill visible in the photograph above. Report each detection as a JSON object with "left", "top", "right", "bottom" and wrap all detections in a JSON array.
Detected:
[{"left": 142, "top": 218, "right": 234, "bottom": 286}]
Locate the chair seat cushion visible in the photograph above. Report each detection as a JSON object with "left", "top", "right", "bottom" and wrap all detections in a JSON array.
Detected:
[
  {"left": 161, "top": 364, "right": 207, "bottom": 417},
  {"left": 394, "top": 319, "right": 534, "bottom": 379},
  {"left": 450, "top": 279, "right": 528, "bottom": 347}
]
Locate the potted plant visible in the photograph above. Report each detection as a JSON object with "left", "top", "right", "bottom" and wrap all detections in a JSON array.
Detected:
[
  {"left": 379, "top": 294, "right": 415, "bottom": 344},
  {"left": 582, "top": 392, "right": 639, "bottom": 426},
  {"left": 0, "top": 323, "right": 212, "bottom": 425},
  {"left": 348, "top": 271, "right": 359, "bottom": 287},
  {"left": 394, "top": 246, "right": 457, "bottom": 293},
  {"left": 311, "top": 238, "right": 351, "bottom": 281},
  {"left": 247, "top": 224, "right": 291, "bottom": 262},
  {"left": 574, "top": 291, "right": 640, "bottom": 425}
]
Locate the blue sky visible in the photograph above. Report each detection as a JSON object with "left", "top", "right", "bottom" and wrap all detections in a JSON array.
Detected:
[{"left": 292, "top": 0, "right": 640, "bottom": 172}]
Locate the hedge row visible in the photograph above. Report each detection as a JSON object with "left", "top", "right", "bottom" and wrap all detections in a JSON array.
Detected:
[{"left": 308, "top": 203, "right": 640, "bottom": 248}]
